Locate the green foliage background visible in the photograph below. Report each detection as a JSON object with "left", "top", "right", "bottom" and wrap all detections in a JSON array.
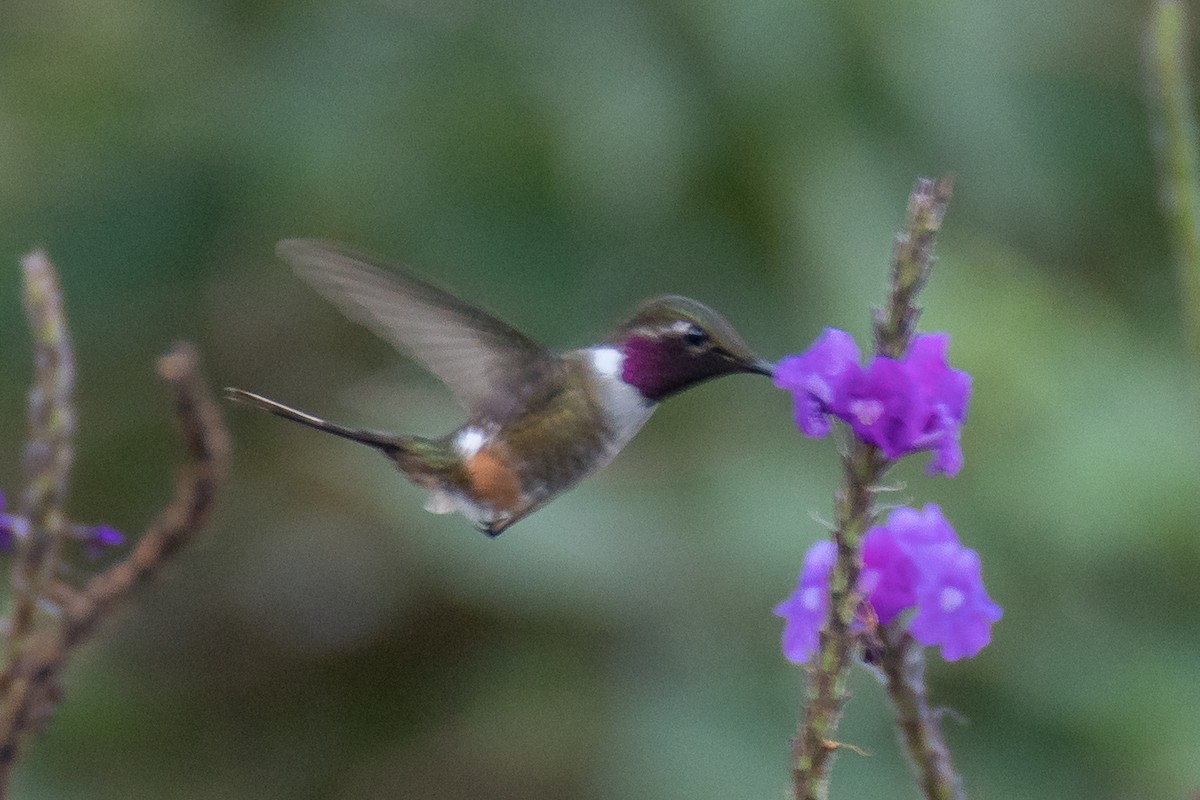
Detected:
[{"left": 1, "top": 1, "right": 1197, "bottom": 798}]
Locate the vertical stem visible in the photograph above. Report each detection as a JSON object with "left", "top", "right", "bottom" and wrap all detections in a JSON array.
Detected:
[
  {"left": 0, "top": 343, "right": 229, "bottom": 797},
  {"left": 791, "top": 177, "right": 953, "bottom": 800},
  {"left": 7, "top": 252, "right": 76, "bottom": 658},
  {"left": 792, "top": 443, "right": 887, "bottom": 800},
  {"left": 876, "top": 176, "right": 954, "bottom": 358},
  {"left": 1146, "top": 0, "right": 1200, "bottom": 366},
  {"left": 879, "top": 630, "right": 965, "bottom": 800}
]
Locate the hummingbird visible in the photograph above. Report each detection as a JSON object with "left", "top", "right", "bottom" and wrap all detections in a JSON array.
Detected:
[{"left": 226, "top": 239, "right": 775, "bottom": 537}]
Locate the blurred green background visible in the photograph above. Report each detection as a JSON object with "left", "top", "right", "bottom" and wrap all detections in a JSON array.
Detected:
[{"left": 2, "top": 0, "right": 1197, "bottom": 798}]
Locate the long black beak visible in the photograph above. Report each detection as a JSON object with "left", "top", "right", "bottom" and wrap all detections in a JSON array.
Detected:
[{"left": 746, "top": 357, "right": 776, "bottom": 377}]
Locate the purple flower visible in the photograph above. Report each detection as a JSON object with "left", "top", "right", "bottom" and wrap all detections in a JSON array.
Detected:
[
  {"left": 908, "top": 545, "right": 1002, "bottom": 661},
  {"left": 83, "top": 525, "right": 124, "bottom": 558},
  {"left": 0, "top": 491, "right": 123, "bottom": 558},
  {"left": 836, "top": 356, "right": 919, "bottom": 460},
  {"left": 900, "top": 334, "right": 971, "bottom": 476},
  {"left": 773, "top": 330, "right": 971, "bottom": 476},
  {"left": 862, "top": 505, "right": 1000, "bottom": 661},
  {"left": 774, "top": 540, "right": 836, "bottom": 664},
  {"left": 877, "top": 504, "right": 961, "bottom": 550},
  {"left": 776, "top": 505, "right": 1000, "bottom": 664},
  {"left": 860, "top": 523, "right": 919, "bottom": 625},
  {"left": 0, "top": 492, "right": 29, "bottom": 553},
  {"left": 860, "top": 505, "right": 958, "bottom": 625},
  {"left": 773, "top": 329, "right": 860, "bottom": 437}
]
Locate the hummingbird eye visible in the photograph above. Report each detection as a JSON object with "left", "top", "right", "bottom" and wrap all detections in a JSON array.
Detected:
[{"left": 682, "top": 324, "right": 709, "bottom": 350}]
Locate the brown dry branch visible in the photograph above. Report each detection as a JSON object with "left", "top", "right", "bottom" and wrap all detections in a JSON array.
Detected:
[
  {"left": 0, "top": 335, "right": 230, "bottom": 795},
  {"left": 7, "top": 251, "right": 76, "bottom": 662}
]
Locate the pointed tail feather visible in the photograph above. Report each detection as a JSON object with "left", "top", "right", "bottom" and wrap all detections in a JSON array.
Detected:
[{"left": 224, "top": 387, "right": 402, "bottom": 456}]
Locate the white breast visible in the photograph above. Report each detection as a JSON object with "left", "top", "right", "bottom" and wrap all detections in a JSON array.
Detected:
[{"left": 584, "top": 346, "right": 655, "bottom": 455}]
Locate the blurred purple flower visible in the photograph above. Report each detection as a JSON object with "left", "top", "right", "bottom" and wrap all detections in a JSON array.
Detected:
[
  {"left": 0, "top": 491, "right": 29, "bottom": 553},
  {"left": 772, "top": 329, "right": 859, "bottom": 437},
  {"left": 836, "top": 356, "right": 917, "bottom": 460},
  {"left": 0, "top": 491, "right": 123, "bottom": 558},
  {"left": 777, "top": 505, "right": 1000, "bottom": 664},
  {"left": 860, "top": 521, "right": 920, "bottom": 625},
  {"left": 900, "top": 334, "right": 972, "bottom": 476},
  {"left": 773, "top": 540, "right": 836, "bottom": 664},
  {"left": 772, "top": 331, "right": 971, "bottom": 476},
  {"left": 908, "top": 545, "right": 1003, "bottom": 661},
  {"left": 82, "top": 524, "right": 124, "bottom": 558}
]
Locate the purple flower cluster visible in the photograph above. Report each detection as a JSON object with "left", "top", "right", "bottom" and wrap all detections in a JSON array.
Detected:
[
  {"left": 775, "top": 505, "right": 1001, "bottom": 662},
  {"left": 0, "top": 490, "right": 123, "bottom": 557},
  {"left": 773, "top": 329, "right": 971, "bottom": 476}
]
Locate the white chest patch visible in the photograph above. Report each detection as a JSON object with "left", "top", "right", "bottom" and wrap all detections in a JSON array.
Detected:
[
  {"left": 585, "top": 346, "right": 654, "bottom": 453},
  {"left": 591, "top": 346, "right": 624, "bottom": 379}
]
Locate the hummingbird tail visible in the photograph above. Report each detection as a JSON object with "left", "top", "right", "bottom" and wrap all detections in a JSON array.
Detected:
[{"left": 224, "top": 387, "right": 403, "bottom": 457}]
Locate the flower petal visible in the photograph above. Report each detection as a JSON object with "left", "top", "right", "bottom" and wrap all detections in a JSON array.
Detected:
[
  {"left": 773, "top": 329, "right": 861, "bottom": 439},
  {"left": 775, "top": 541, "right": 836, "bottom": 663},
  {"left": 908, "top": 547, "right": 1003, "bottom": 661}
]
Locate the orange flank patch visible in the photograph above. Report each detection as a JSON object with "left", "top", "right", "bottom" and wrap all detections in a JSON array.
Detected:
[{"left": 464, "top": 447, "right": 522, "bottom": 513}]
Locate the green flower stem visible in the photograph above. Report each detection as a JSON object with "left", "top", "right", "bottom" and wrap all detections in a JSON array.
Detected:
[
  {"left": 6, "top": 251, "right": 76, "bottom": 660},
  {"left": 1145, "top": 0, "right": 1200, "bottom": 366},
  {"left": 879, "top": 629, "right": 964, "bottom": 800},
  {"left": 877, "top": 176, "right": 954, "bottom": 359},
  {"left": 792, "top": 442, "right": 887, "bottom": 800},
  {"left": 792, "top": 177, "right": 954, "bottom": 800}
]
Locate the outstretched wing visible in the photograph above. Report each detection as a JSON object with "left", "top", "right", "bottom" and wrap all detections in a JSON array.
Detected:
[{"left": 277, "top": 239, "right": 561, "bottom": 417}]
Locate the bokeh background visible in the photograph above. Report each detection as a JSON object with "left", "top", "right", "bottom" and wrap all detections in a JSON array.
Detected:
[{"left": 1, "top": 0, "right": 1197, "bottom": 798}]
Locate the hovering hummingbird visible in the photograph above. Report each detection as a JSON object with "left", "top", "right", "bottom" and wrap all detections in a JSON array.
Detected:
[{"left": 227, "top": 239, "right": 775, "bottom": 537}]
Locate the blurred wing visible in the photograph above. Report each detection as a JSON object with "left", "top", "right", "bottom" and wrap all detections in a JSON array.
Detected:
[{"left": 277, "top": 239, "right": 559, "bottom": 414}]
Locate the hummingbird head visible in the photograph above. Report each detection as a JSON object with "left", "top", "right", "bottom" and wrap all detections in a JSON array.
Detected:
[{"left": 609, "top": 296, "right": 774, "bottom": 402}]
